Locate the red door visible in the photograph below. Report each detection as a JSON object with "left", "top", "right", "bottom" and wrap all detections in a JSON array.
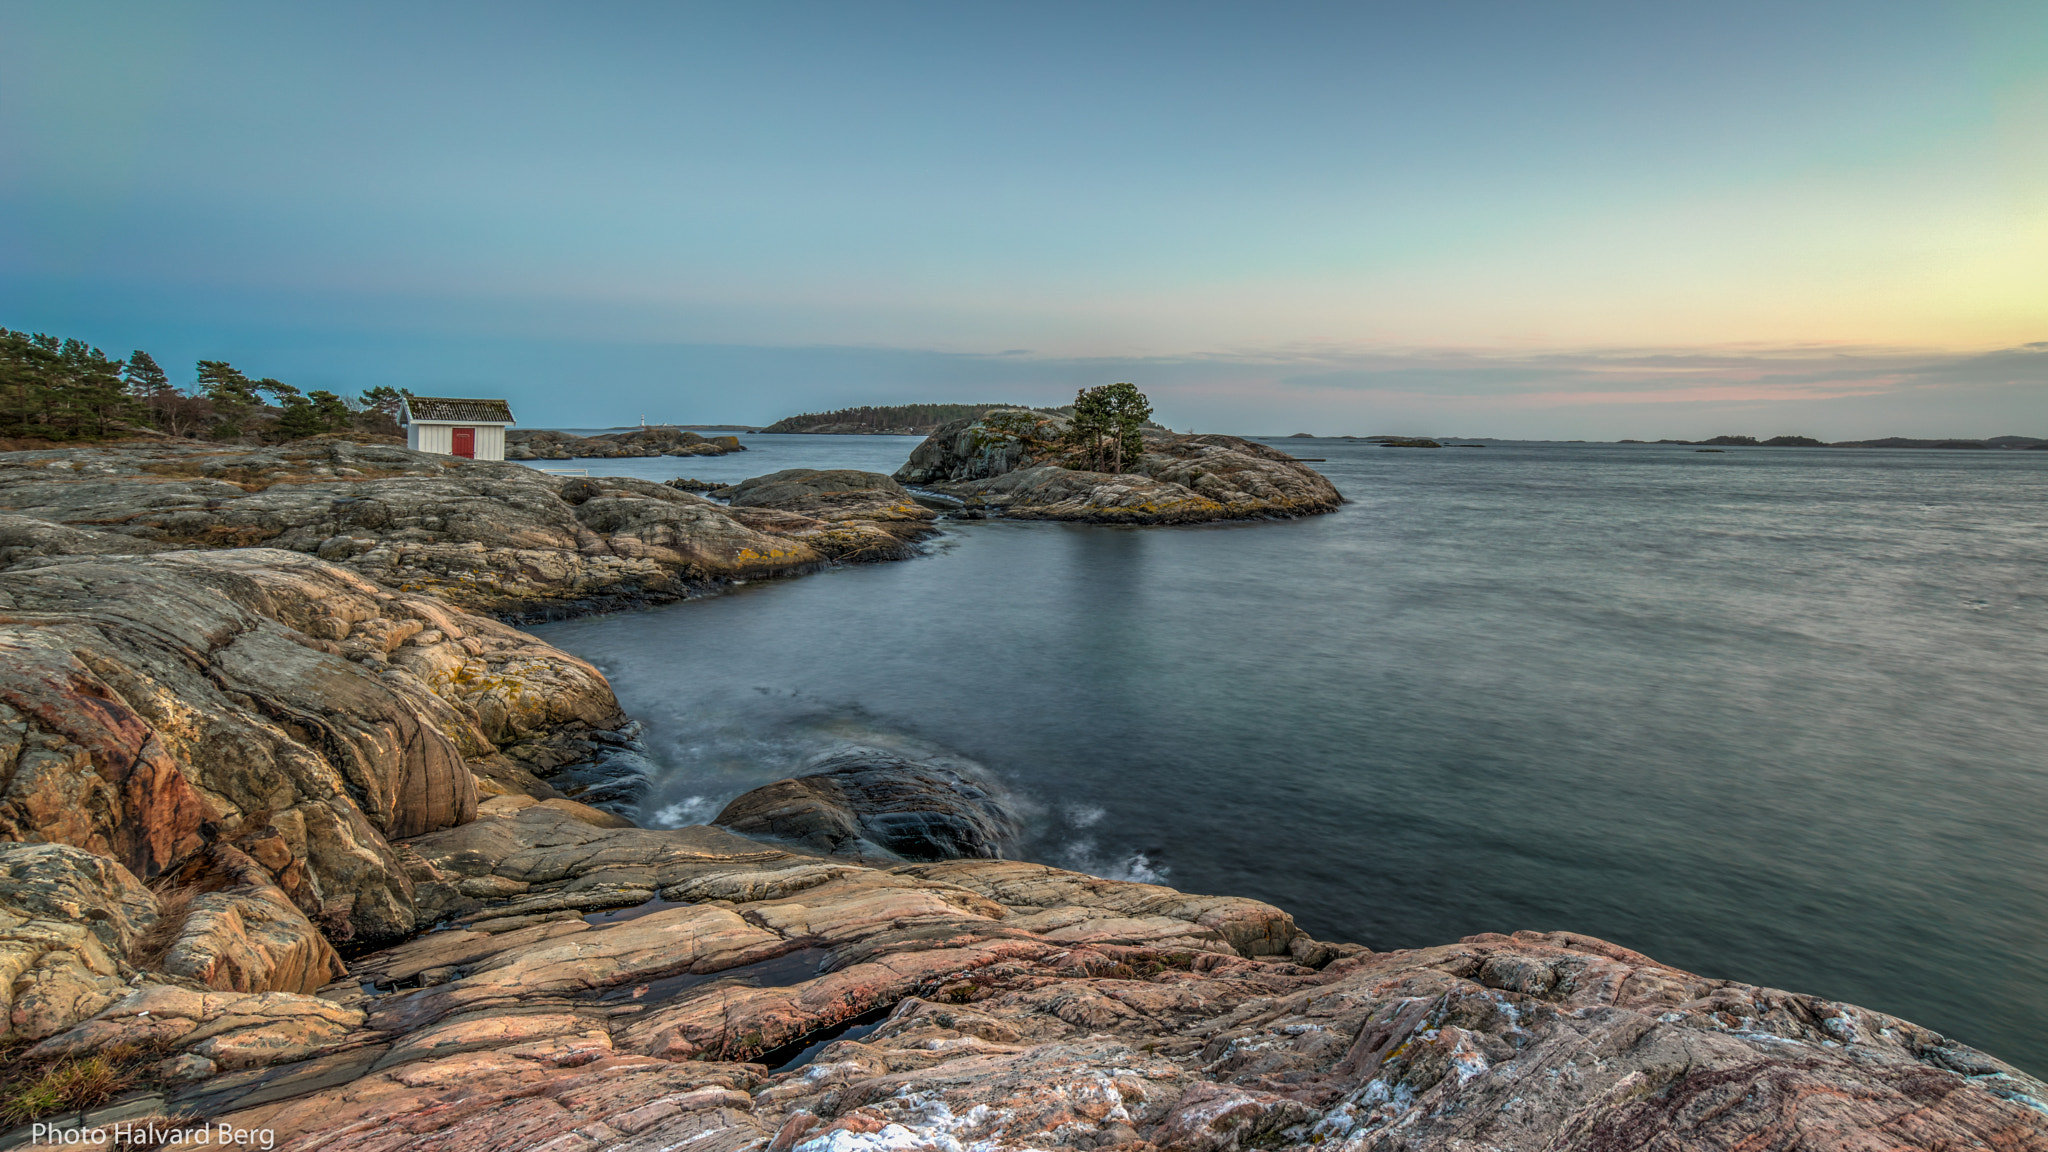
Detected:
[{"left": 451, "top": 427, "right": 475, "bottom": 458}]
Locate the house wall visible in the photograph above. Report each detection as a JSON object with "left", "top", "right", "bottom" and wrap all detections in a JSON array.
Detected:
[
  {"left": 408, "top": 423, "right": 451, "bottom": 455},
  {"left": 407, "top": 422, "right": 510, "bottom": 460}
]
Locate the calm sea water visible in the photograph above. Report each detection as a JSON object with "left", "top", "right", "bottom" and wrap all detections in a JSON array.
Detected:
[{"left": 531, "top": 435, "right": 2048, "bottom": 1073}]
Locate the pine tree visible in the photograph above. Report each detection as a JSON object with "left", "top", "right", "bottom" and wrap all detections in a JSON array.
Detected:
[
  {"left": 351, "top": 386, "right": 403, "bottom": 436},
  {"left": 275, "top": 394, "right": 323, "bottom": 439},
  {"left": 197, "top": 361, "right": 261, "bottom": 438},
  {"left": 307, "top": 390, "right": 352, "bottom": 431},
  {"left": 1063, "top": 387, "right": 1113, "bottom": 471},
  {"left": 1059, "top": 384, "right": 1152, "bottom": 473},
  {"left": 125, "top": 350, "right": 194, "bottom": 436},
  {"left": 1098, "top": 382, "right": 1152, "bottom": 474},
  {"left": 124, "top": 350, "right": 169, "bottom": 404}
]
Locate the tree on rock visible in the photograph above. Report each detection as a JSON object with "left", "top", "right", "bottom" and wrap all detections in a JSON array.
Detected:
[
  {"left": 125, "top": 349, "right": 211, "bottom": 438},
  {"left": 275, "top": 394, "right": 323, "bottom": 439},
  {"left": 1063, "top": 382, "right": 1152, "bottom": 473},
  {"left": 308, "top": 389, "right": 353, "bottom": 431},
  {"left": 123, "top": 349, "right": 169, "bottom": 405},
  {"left": 196, "top": 361, "right": 262, "bottom": 437}
]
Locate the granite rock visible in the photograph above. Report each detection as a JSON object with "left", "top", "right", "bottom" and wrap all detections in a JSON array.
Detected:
[
  {"left": 0, "top": 842, "right": 159, "bottom": 1041},
  {"left": 21, "top": 835, "right": 2040, "bottom": 1152},
  {"left": 725, "top": 469, "right": 937, "bottom": 528},
  {"left": 713, "top": 747, "right": 1020, "bottom": 862},
  {"left": 895, "top": 411, "right": 1342, "bottom": 522},
  {"left": 0, "top": 441, "right": 907, "bottom": 617},
  {"left": 0, "top": 546, "right": 624, "bottom": 943}
]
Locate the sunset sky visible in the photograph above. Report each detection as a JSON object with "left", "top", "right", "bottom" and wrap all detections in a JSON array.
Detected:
[{"left": 3, "top": 0, "right": 2043, "bottom": 438}]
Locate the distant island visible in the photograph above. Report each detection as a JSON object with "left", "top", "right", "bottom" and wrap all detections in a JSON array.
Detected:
[
  {"left": 1304, "top": 433, "right": 2048, "bottom": 449},
  {"left": 1615, "top": 435, "right": 2048, "bottom": 449},
  {"left": 762, "top": 403, "right": 1016, "bottom": 435},
  {"left": 763, "top": 402, "right": 1173, "bottom": 436}
]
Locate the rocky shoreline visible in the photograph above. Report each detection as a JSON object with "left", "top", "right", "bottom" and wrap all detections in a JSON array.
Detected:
[{"left": 1, "top": 435, "right": 2043, "bottom": 1151}]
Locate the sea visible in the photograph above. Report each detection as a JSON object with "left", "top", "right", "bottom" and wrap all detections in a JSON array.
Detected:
[{"left": 527, "top": 433, "right": 2048, "bottom": 1074}]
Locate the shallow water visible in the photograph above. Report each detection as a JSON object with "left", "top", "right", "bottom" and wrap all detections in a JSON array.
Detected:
[{"left": 530, "top": 437, "right": 2048, "bottom": 1072}]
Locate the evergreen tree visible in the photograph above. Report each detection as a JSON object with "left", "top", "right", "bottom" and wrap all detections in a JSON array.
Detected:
[
  {"left": 124, "top": 350, "right": 169, "bottom": 402},
  {"left": 196, "top": 361, "right": 261, "bottom": 437},
  {"left": 353, "top": 385, "right": 404, "bottom": 436},
  {"left": 124, "top": 349, "right": 205, "bottom": 437},
  {"left": 0, "top": 330, "right": 62, "bottom": 437},
  {"left": 0, "top": 331, "right": 137, "bottom": 439},
  {"left": 1063, "top": 387, "right": 1113, "bottom": 471},
  {"left": 1060, "top": 383, "right": 1152, "bottom": 473},
  {"left": 275, "top": 394, "right": 323, "bottom": 439},
  {"left": 63, "top": 339, "right": 135, "bottom": 437},
  {"left": 1098, "top": 382, "right": 1152, "bottom": 473},
  {"left": 307, "top": 390, "right": 352, "bottom": 431}
]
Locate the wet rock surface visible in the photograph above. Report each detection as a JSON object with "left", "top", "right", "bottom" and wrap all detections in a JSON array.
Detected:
[
  {"left": 895, "top": 411, "right": 1344, "bottom": 523},
  {"left": 713, "top": 747, "right": 1020, "bottom": 862}
]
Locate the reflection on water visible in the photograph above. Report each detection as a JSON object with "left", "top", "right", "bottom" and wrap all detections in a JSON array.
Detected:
[{"left": 534, "top": 440, "right": 2048, "bottom": 1073}]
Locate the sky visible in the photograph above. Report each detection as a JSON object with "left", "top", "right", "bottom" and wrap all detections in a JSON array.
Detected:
[{"left": 2, "top": 0, "right": 2043, "bottom": 438}]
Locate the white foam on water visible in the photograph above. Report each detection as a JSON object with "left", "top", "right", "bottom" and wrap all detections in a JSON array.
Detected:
[
  {"left": 651, "top": 796, "right": 718, "bottom": 827},
  {"left": 1057, "top": 837, "right": 1168, "bottom": 884},
  {"left": 1064, "top": 804, "right": 1106, "bottom": 828}
]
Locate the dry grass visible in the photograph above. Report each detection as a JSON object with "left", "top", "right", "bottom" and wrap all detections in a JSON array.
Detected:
[
  {"left": 0, "top": 1049, "right": 144, "bottom": 1125},
  {"left": 131, "top": 885, "right": 198, "bottom": 971}
]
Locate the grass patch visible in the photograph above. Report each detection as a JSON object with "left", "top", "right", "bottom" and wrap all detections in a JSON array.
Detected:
[
  {"left": 131, "top": 886, "right": 198, "bottom": 971},
  {"left": 0, "top": 1047, "right": 156, "bottom": 1125}
]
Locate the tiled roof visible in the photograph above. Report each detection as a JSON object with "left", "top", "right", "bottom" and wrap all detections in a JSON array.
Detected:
[{"left": 404, "top": 396, "right": 516, "bottom": 423}]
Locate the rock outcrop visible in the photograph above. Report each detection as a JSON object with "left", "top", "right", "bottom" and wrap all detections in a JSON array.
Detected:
[
  {"left": 15, "top": 810, "right": 2044, "bottom": 1151},
  {"left": 718, "top": 469, "right": 940, "bottom": 563},
  {"left": 0, "top": 441, "right": 924, "bottom": 617},
  {"left": 895, "top": 410, "right": 1343, "bottom": 523},
  {"left": 0, "top": 842, "right": 161, "bottom": 1041},
  {"left": 713, "top": 747, "right": 1019, "bottom": 862},
  {"left": 726, "top": 469, "right": 935, "bottom": 527},
  {"left": 0, "top": 543, "right": 632, "bottom": 965}
]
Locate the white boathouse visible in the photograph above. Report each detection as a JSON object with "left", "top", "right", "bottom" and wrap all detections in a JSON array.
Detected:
[{"left": 401, "top": 396, "right": 516, "bottom": 460}]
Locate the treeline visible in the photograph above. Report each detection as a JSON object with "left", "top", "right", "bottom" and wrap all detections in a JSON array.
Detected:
[
  {"left": 761, "top": 403, "right": 1013, "bottom": 433},
  {"left": 1, "top": 326, "right": 406, "bottom": 443}
]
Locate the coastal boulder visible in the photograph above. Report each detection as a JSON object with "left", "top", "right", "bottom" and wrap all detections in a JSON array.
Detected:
[{"left": 713, "top": 747, "right": 1020, "bottom": 861}]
